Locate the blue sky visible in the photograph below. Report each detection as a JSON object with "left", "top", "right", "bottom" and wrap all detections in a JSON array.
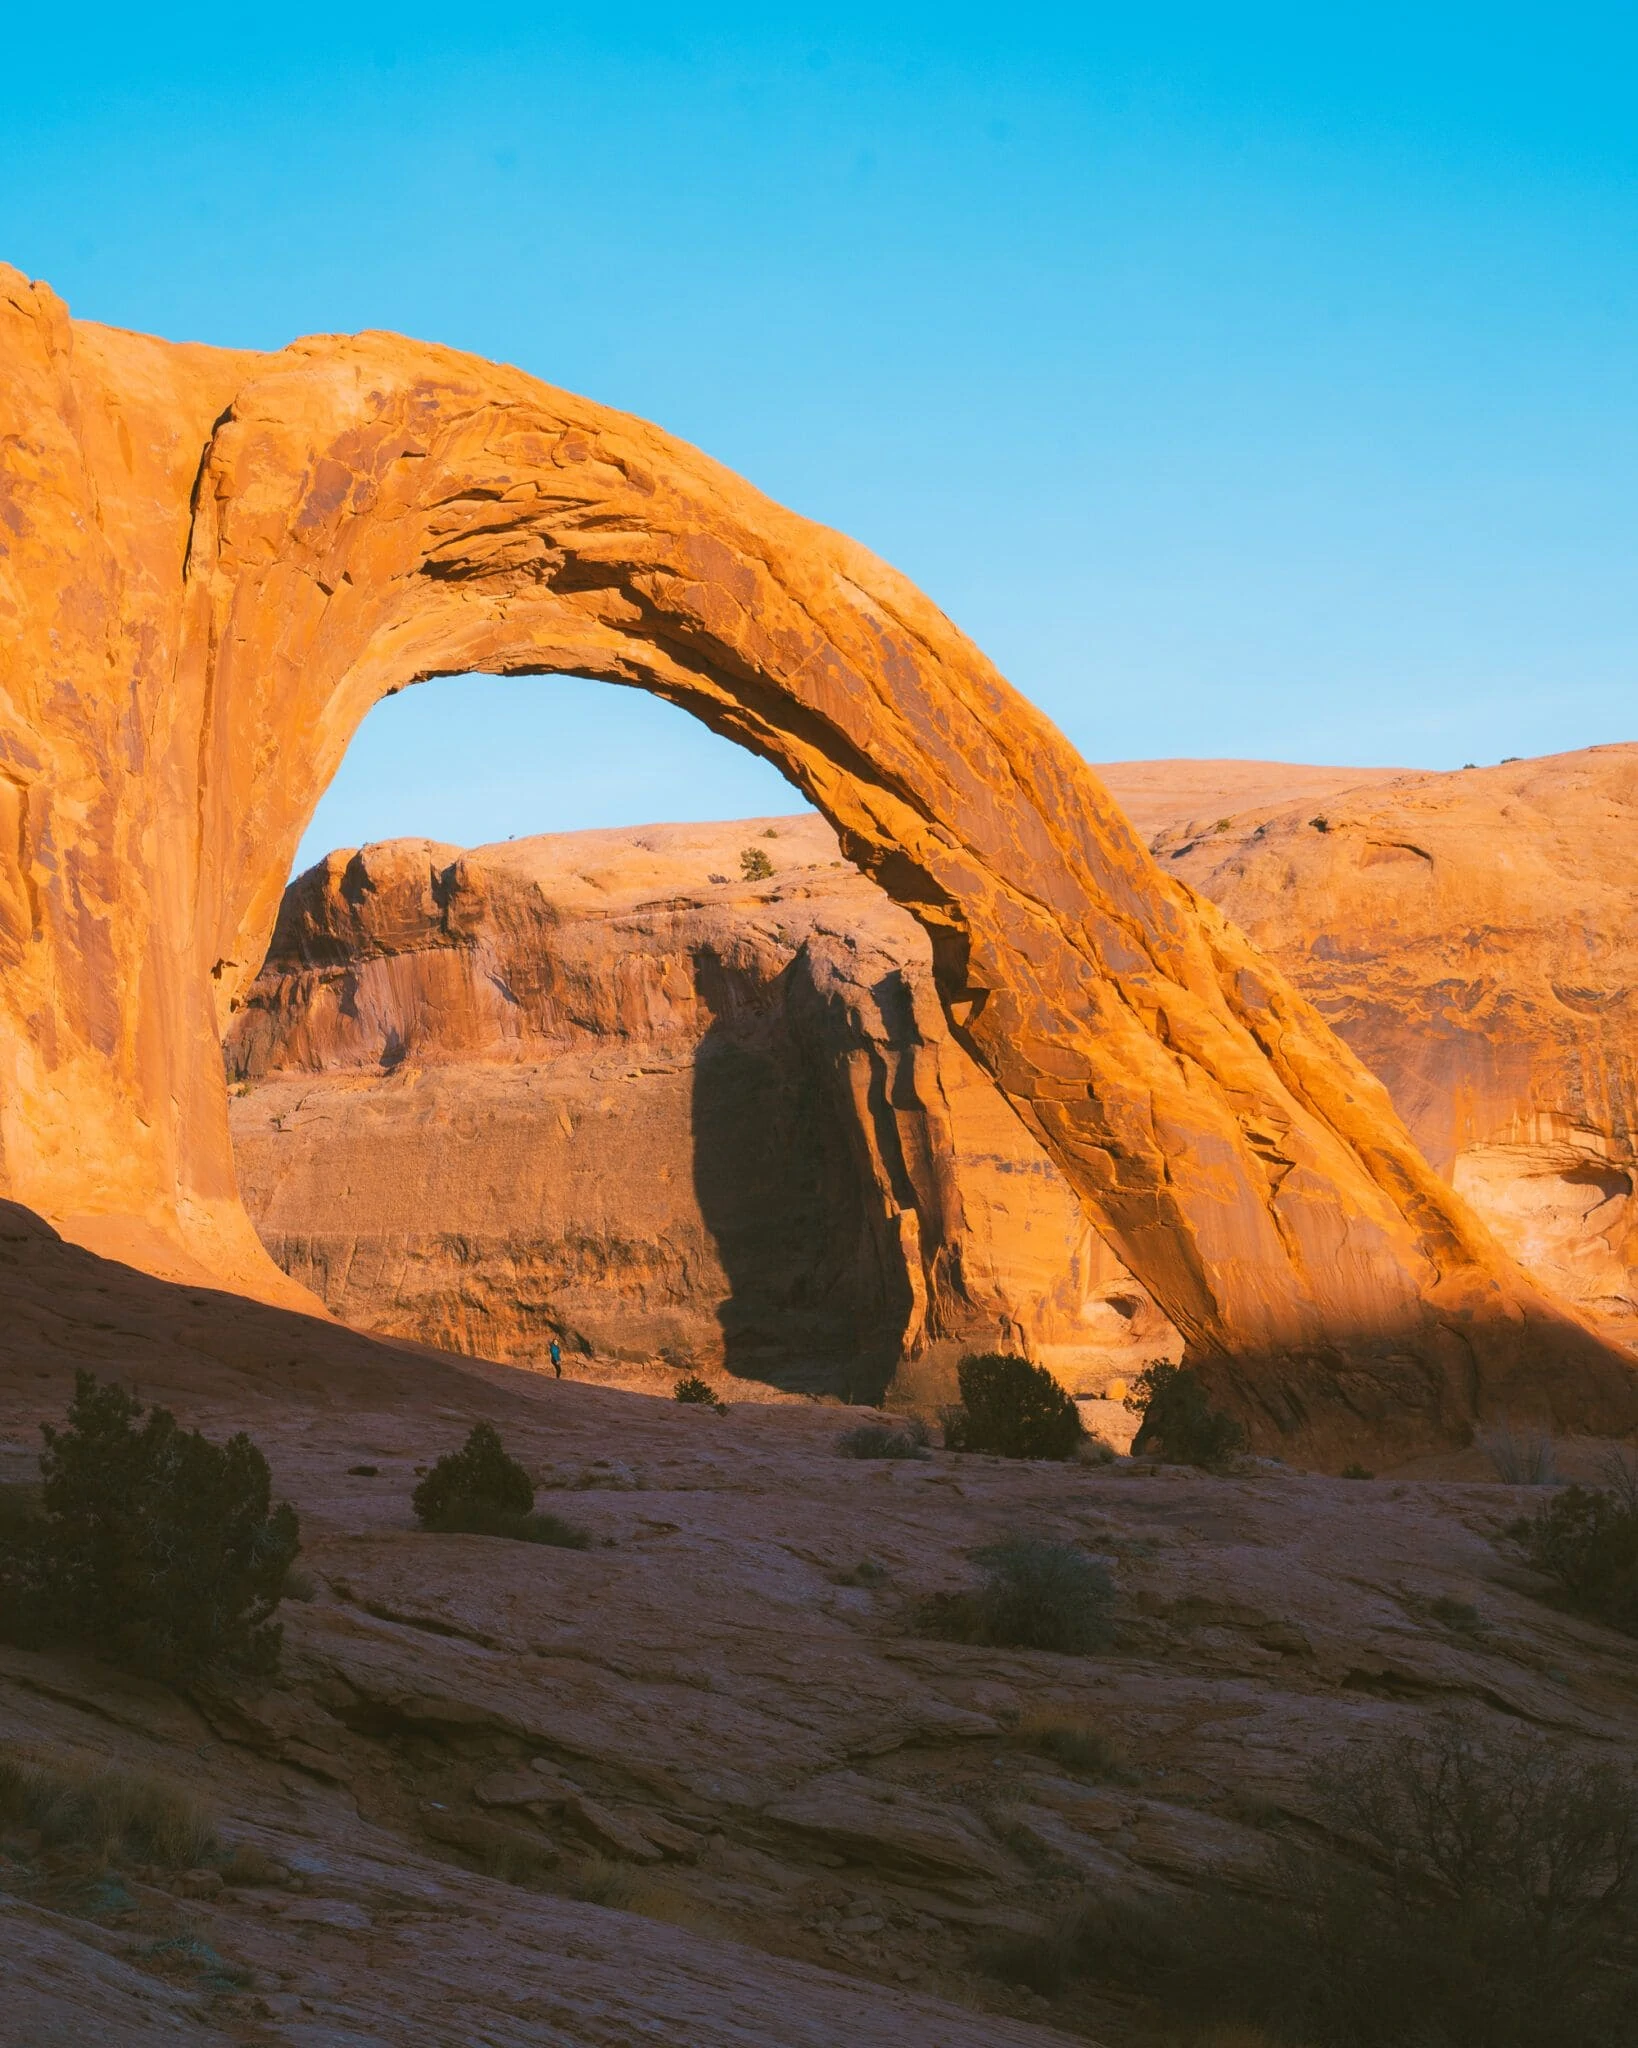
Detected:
[{"left": 5, "top": 4, "right": 1635, "bottom": 866}]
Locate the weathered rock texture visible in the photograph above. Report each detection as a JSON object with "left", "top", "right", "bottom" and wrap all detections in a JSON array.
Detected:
[
  {"left": 1, "top": 264, "right": 1633, "bottom": 1459},
  {"left": 1160, "top": 746, "right": 1638, "bottom": 1349},
  {"left": 3, "top": 1211, "right": 1636, "bottom": 2045},
  {"left": 227, "top": 815, "right": 1179, "bottom": 1400},
  {"left": 1094, "top": 757, "right": 1408, "bottom": 843}
]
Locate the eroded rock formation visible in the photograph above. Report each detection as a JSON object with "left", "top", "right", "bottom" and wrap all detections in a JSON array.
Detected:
[
  {"left": 227, "top": 816, "right": 1179, "bottom": 1401},
  {"left": 2, "top": 263, "right": 1633, "bottom": 1458},
  {"left": 1160, "top": 746, "right": 1638, "bottom": 1349}
]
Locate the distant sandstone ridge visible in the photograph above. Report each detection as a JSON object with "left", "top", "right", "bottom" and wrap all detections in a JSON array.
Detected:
[
  {"left": 1157, "top": 744, "right": 1638, "bottom": 1351},
  {"left": 227, "top": 745, "right": 1637, "bottom": 1400}
]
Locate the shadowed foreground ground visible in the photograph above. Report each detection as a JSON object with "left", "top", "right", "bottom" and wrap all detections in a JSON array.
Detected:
[{"left": 2, "top": 1201, "right": 1634, "bottom": 2046}]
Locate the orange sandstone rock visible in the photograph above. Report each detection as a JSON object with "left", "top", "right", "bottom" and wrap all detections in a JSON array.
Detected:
[
  {"left": 226, "top": 815, "right": 1180, "bottom": 1401},
  {"left": 1160, "top": 746, "right": 1638, "bottom": 1350},
  {"left": 0, "top": 265, "right": 1632, "bottom": 1459}
]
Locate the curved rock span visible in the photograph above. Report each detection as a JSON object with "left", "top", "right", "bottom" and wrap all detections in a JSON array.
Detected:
[{"left": 0, "top": 265, "right": 1632, "bottom": 1457}]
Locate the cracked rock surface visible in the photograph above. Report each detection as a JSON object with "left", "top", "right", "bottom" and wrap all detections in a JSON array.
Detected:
[{"left": 2, "top": 1205, "right": 1633, "bottom": 2044}]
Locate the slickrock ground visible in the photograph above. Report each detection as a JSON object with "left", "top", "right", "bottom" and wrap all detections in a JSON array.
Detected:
[
  {"left": 4, "top": 1201, "right": 1635, "bottom": 2046},
  {"left": 1161, "top": 745, "right": 1638, "bottom": 1350},
  {"left": 226, "top": 814, "right": 1179, "bottom": 1414}
]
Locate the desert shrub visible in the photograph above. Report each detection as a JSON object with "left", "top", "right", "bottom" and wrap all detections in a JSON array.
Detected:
[
  {"left": 833, "top": 1558, "right": 890, "bottom": 1586},
  {"left": 410, "top": 1426, "right": 589, "bottom": 1545},
  {"left": 0, "top": 1744, "right": 215, "bottom": 1870},
  {"left": 942, "top": 1354, "right": 1083, "bottom": 1460},
  {"left": 0, "top": 1372, "right": 299, "bottom": 1680},
  {"left": 1008, "top": 1711, "right": 1135, "bottom": 1782},
  {"left": 739, "top": 845, "right": 774, "bottom": 881},
  {"left": 1341, "top": 1462, "right": 1374, "bottom": 1480},
  {"left": 1480, "top": 1426, "right": 1558, "bottom": 1486},
  {"left": 569, "top": 1852, "right": 643, "bottom": 1907},
  {"left": 921, "top": 1537, "right": 1114, "bottom": 1654},
  {"left": 424, "top": 1496, "right": 590, "bottom": 1548},
  {"left": 1511, "top": 1476, "right": 1638, "bottom": 1637},
  {"left": 422, "top": 1805, "right": 560, "bottom": 1885},
  {"left": 978, "top": 1919, "right": 1082, "bottom": 1996},
  {"left": 1124, "top": 1361, "right": 1246, "bottom": 1468},
  {"left": 834, "top": 1417, "right": 931, "bottom": 1460},
  {"left": 985, "top": 1715, "right": 1638, "bottom": 2048},
  {"left": 412, "top": 1422, "right": 533, "bottom": 1529},
  {"left": 672, "top": 1373, "right": 725, "bottom": 1411}
]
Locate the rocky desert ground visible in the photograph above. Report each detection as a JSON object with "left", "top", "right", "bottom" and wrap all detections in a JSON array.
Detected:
[{"left": 5, "top": 1195, "right": 1636, "bottom": 2048}]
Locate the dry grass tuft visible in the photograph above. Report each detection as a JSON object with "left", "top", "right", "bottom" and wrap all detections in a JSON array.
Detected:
[
  {"left": 0, "top": 1744, "right": 215, "bottom": 1871},
  {"left": 1008, "top": 1710, "right": 1136, "bottom": 1782}
]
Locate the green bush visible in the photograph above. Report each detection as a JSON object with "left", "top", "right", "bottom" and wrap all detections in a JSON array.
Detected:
[
  {"left": 942, "top": 1354, "right": 1083, "bottom": 1459},
  {"left": 1511, "top": 1476, "right": 1638, "bottom": 1636},
  {"left": 921, "top": 1537, "right": 1114, "bottom": 1654},
  {"left": 1481, "top": 1426, "right": 1558, "bottom": 1486},
  {"left": 739, "top": 845, "right": 775, "bottom": 881},
  {"left": 412, "top": 1423, "right": 533, "bottom": 1529},
  {"left": 1124, "top": 1361, "right": 1246, "bottom": 1467},
  {"left": 673, "top": 1373, "right": 724, "bottom": 1411},
  {"left": 835, "top": 1417, "right": 931, "bottom": 1460},
  {"left": 424, "top": 1498, "right": 590, "bottom": 1548},
  {"left": 0, "top": 1372, "right": 299, "bottom": 1681},
  {"left": 982, "top": 1715, "right": 1638, "bottom": 2048}
]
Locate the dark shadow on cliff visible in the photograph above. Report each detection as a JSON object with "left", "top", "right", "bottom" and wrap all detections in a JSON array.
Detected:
[
  {"left": 0, "top": 1200, "right": 515, "bottom": 1421},
  {"left": 0, "top": 1197, "right": 782, "bottom": 1448},
  {"left": 689, "top": 949, "right": 910, "bottom": 1401}
]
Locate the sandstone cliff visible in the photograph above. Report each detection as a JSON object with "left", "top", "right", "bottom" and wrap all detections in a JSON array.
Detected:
[
  {"left": 227, "top": 815, "right": 1178, "bottom": 1404},
  {"left": 3, "top": 262, "right": 1632, "bottom": 1460},
  {"left": 1160, "top": 745, "right": 1638, "bottom": 1349}
]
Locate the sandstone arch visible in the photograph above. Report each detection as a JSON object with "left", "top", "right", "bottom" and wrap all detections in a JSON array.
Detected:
[{"left": 1, "top": 267, "right": 1632, "bottom": 1458}]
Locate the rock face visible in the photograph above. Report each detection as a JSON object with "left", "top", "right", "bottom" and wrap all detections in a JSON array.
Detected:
[
  {"left": 228, "top": 815, "right": 1179, "bottom": 1400},
  {"left": 1160, "top": 746, "right": 1638, "bottom": 1349},
  {"left": 1, "top": 263, "right": 1633, "bottom": 1460}
]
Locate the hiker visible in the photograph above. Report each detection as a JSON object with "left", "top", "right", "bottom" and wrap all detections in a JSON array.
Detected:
[{"left": 549, "top": 1338, "right": 562, "bottom": 1378}]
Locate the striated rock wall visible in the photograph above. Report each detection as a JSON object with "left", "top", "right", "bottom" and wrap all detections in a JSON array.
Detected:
[
  {"left": 1160, "top": 746, "right": 1638, "bottom": 1349},
  {"left": 227, "top": 816, "right": 1179, "bottom": 1400},
  {"left": 2, "top": 262, "right": 1633, "bottom": 1459}
]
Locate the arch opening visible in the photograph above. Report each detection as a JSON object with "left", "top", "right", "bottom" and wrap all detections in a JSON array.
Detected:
[{"left": 227, "top": 671, "right": 1180, "bottom": 1413}]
